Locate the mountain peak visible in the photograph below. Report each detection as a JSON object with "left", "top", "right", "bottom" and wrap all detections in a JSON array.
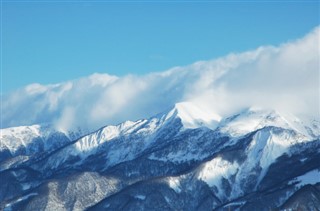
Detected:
[
  {"left": 170, "top": 102, "right": 221, "bottom": 129},
  {"left": 218, "top": 107, "right": 318, "bottom": 138}
]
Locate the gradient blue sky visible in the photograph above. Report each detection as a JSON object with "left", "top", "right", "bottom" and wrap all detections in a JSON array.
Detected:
[{"left": 2, "top": 1, "right": 319, "bottom": 92}]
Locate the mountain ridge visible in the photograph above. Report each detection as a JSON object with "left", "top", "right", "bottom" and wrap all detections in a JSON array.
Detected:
[{"left": 1, "top": 102, "right": 319, "bottom": 210}]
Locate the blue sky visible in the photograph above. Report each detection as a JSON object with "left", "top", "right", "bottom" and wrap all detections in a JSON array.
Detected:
[{"left": 2, "top": 1, "right": 319, "bottom": 92}]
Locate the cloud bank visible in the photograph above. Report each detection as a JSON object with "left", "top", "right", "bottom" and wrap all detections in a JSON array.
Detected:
[{"left": 2, "top": 26, "right": 319, "bottom": 131}]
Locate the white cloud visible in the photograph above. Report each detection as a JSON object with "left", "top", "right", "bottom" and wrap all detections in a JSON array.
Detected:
[{"left": 2, "top": 26, "right": 319, "bottom": 131}]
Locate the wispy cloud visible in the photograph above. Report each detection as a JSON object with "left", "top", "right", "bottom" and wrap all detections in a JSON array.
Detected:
[{"left": 2, "top": 26, "right": 319, "bottom": 131}]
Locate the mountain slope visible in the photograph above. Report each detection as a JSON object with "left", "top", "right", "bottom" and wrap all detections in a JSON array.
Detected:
[
  {"left": 1, "top": 102, "right": 319, "bottom": 211},
  {"left": 0, "top": 124, "right": 88, "bottom": 171}
]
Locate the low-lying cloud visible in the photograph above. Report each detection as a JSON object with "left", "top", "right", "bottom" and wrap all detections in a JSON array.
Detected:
[{"left": 2, "top": 26, "right": 319, "bottom": 131}]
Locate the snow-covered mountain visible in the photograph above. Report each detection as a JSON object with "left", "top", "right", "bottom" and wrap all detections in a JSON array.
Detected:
[{"left": 1, "top": 102, "right": 319, "bottom": 211}]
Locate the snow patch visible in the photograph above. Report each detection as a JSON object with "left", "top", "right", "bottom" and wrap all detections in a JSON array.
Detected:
[
  {"left": 167, "top": 177, "right": 182, "bottom": 193},
  {"left": 289, "top": 169, "right": 320, "bottom": 188},
  {"left": 21, "top": 183, "right": 32, "bottom": 190},
  {"left": 223, "top": 201, "right": 246, "bottom": 207},
  {"left": 164, "top": 196, "right": 171, "bottom": 203},
  {"left": 198, "top": 156, "right": 238, "bottom": 197},
  {"left": 134, "top": 195, "right": 146, "bottom": 200},
  {"left": 300, "top": 158, "right": 308, "bottom": 162},
  {"left": 4, "top": 193, "right": 38, "bottom": 210}
]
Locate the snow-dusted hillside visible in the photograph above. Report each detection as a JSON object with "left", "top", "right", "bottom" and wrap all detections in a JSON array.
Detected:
[
  {"left": 0, "top": 125, "right": 87, "bottom": 171},
  {"left": 1, "top": 102, "right": 319, "bottom": 211}
]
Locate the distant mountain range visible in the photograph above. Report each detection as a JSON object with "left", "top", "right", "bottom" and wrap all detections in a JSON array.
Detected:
[{"left": 1, "top": 102, "right": 319, "bottom": 210}]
